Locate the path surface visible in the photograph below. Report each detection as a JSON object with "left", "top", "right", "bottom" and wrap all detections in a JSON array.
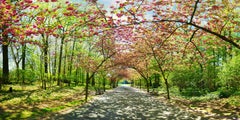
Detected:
[{"left": 53, "top": 86, "right": 201, "bottom": 120}]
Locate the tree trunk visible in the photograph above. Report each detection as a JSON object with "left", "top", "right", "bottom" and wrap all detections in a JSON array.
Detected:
[
  {"left": 164, "top": 78, "right": 170, "bottom": 99},
  {"left": 159, "top": 65, "right": 170, "bottom": 99},
  {"left": 22, "top": 44, "right": 26, "bottom": 84},
  {"left": 69, "top": 39, "right": 76, "bottom": 75},
  {"left": 53, "top": 37, "right": 57, "bottom": 76},
  {"left": 44, "top": 44, "right": 48, "bottom": 74},
  {"left": 43, "top": 35, "right": 48, "bottom": 90},
  {"left": 64, "top": 42, "right": 68, "bottom": 86},
  {"left": 146, "top": 79, "right": 150, "bottom": 93},
  {"left": 10, "top": 43, "right": 20, "bottom": 83},
  {"left": 2, "top": 40, "right": 9, "bottom": 84},
  {"left": 85, "top": 72, "right": 90, "bottom": 102},
  {"left": 91, "top": 74, "right": 95, "bottom": 86},
  {"left": 57, "top": 36, "right": 65, "bottom": 86}
]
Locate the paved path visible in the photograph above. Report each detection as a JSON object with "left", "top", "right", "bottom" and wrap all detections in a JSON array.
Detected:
[{"left": 53, "top": 86, "right": 201, "bottom": 120}]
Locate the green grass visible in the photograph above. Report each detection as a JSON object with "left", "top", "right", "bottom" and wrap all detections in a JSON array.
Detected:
[
  {"left": 41, "top": 106, "right": 66, "bottom": 112},
  {"left": 0, "top": 84, "right": 95, "bottom": 120},
  {"left": 186, "top": 91, "right": 220, "bottom": 102}
]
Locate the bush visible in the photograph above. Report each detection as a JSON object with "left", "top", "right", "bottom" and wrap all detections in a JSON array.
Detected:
[
  {"left": 171, "top": 66, "right": 203, "bottom": 92},
  {"left": 218, "top": 55, "right": 240, "bottom": 90},
  {"left": 219, "top": 88, "right": 235, "bottom": 98},
  {"left": 181, "top": 88, "right": 206, "bottom": 97}
]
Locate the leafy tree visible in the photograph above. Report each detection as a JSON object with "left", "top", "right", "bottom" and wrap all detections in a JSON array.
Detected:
[{"left": 0, "top": 0, "right": 33, "bottom": 88}]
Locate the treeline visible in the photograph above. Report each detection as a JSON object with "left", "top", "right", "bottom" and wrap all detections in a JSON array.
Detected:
[{"left": 0, "top": 0, "right": 120, "bottom": 101}]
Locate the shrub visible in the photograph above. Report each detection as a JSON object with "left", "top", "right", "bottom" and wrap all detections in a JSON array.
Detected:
[
  {"left": 181, "top": 87, "right": 206, "bottom": 96},
  {"left": 219, "top": 88, "right": 235, "bottom": 98},
  {"left": 171, "top": 66, "right": 203, "bottom": 92},
  {"left": 218, "top": 55, "right": 240, "bottom": 90}
]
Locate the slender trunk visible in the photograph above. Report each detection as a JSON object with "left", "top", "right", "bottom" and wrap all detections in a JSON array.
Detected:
[
  {"left": 91, "top": 74, "right": 95, "bottom": 86},
  {"left": 44, "top": 44, "right": 48, "bottom": 74},
  {"left": 44, "top": 47, "right": 47, "bottom": 90},
  {"left": 69, "top": 39, "right": 76, "bottom": 75},
  {"left": 43, "top": 35, "right": 48, "bottom": 90},
  {"left": 160, "top": 66, "right": 170, "bottom": 99},
  {"left": 58, "top": 36, "right": 65, "bottom": 86},
  {"left": 152, "top": 49, "right": 170, "bottom": 99},
  {"left": 164, "top": 79, "right": 170, "bottom": 99},
  {"left": 63, "top": 42, "right": 68, "bottom": 86},
  {"left": 22, "top": 44, "right": 26, "bottom": 84},
  {"left": 10, "top": 44, "right": 20, "bottom": 83},
  {"left": 49, "top": 48, "right": 52, "bottom": 87},
  {"left": 53, "top": 37, "right": 57, "bottom": 76},
  {"left": 40, "top": 54, "right": 44, "bottom": 89},
  {"left": 85, "top": 72, "right": 90, "bottom": 102},
  {"left": 157, "top": 62, "right": 170, "bottom": 99},
  {"left": 145, "top": 79, "right": 150, "bottom": 93},
  {"left": 63, "top": 43, "right": 67, "bottom": 75}
]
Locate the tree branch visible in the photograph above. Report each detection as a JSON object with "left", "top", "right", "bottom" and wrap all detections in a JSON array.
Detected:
[
  {"left": 190, "top": 0, "right": 199, "bottom": 23},
  {"left": 183, "top": 29, "right": 199, "bottom": 58}
]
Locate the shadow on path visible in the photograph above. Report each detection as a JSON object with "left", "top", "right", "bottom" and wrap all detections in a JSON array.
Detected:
[{"left": 52, "top": 86, "right": 201, "bottom": 120}]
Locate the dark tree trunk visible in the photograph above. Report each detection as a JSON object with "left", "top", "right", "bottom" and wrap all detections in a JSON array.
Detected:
[
  {"left": 44, "top": 44, "right": 48, "bottom": 74},
  {"left": 164, "top": 79, "right": 170, "bottom": 99},
  {"left": 85, "top": 72, "right": 90, "bottom": 102},
  {"left": 22, "top": 44, "right": 26, "bottom": 84},
  {"left": 91, "top": 74, "right": 95, "bottom": 86},
  {"left": 42, "top": 35, "right": 48, "bottom": 90},
  {"left": 2, "top": 38, "right": 9, "bottom": 84},
  {"left": 146, "top": 79, "right": 150, "bottom": 93}
]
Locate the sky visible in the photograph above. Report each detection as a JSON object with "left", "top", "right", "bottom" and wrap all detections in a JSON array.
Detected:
[{"left": 98, "top": 0, "right": 117, "bottom": 7}]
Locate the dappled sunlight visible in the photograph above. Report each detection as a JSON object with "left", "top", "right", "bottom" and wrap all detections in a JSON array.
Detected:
[
  {"left": 54, "top": 86, "right": 199, "bottom": 120},
  {"left": 0, "top": 86, "right": 86, "bottom": 120}
]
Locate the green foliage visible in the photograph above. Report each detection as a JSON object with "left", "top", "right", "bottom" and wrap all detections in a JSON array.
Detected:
[
  {"left": 181, "top": 88, "right": 206, "bottom": 97},
  {"left": 218, "top": 54, "right": 240, "bottom": 90},
  {"left": 171, "top": 66, "right": 203, "bottom": 92},
  {"left": 219, "top": 87, "right": 235, "bottom": 98},
  {"left": 203, "top": 64, "right": 219, "bottom": 92},
  {"left": 23, "top": 69, "right": 38, "bottom": 84},
  {"left": 187, "top": 91, "right": 220, "bottom": 102}
]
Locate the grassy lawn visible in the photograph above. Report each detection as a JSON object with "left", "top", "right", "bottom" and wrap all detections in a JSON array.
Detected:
[{"left": 0, "top": 84, "right": 95, "bottom": 120}]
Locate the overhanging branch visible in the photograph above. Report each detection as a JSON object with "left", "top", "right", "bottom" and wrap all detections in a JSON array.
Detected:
[{"left": 190, "top": 0, "right": 199, "bottom": 23}]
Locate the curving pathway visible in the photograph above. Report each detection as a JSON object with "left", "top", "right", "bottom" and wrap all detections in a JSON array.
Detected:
[{"left": 53, "top": 85, "right": 202, "bottom": 120}]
